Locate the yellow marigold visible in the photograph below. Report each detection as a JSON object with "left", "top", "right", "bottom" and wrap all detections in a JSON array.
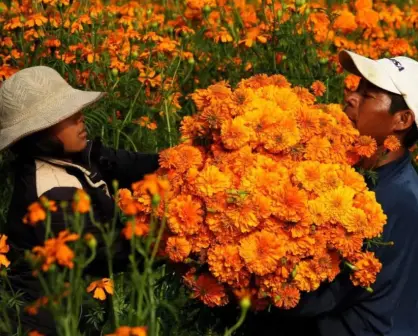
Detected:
[
  {"left": 324, "top": 186, "right": 356, "bottom": 224},
  {"left": 167, "top": 195, "right": 204, "bottom": 235},
  {"left": 239, "top": 230, "right": 286, "bottom": 276},
  {"left": 310, "top": 80, "right": 326, "bottom": 97},
  {"left": 165, "top": 236, "right": 191, "bottom": 262},
  {"left": 87, "top": 278, "right": 114, "bottom": 300},
  {"left": 195, "top": 165, "right": 231, "bottom": 197},
  {"left": 384, "top": 135, "right": 401, "bottom": 152},
  {"left": 354, "top": 136, "right": 377, "bottom": 158}
]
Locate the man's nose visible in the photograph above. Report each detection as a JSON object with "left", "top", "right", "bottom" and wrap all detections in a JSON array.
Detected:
[{"left": 344, "top": 91, "right": 359, "bottom": 110}]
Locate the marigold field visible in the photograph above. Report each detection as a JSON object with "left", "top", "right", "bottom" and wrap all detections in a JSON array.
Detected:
[{"left": 0, "top": 0, "right": 418, "bottom": 335}]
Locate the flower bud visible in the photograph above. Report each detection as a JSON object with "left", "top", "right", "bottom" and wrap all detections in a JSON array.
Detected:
[
  {"left": 240, "top": 297, "right": 251, "bottom": 310},
  {"left": 111, "top": 68, "right": 119, "bottom": 77},
  {"left": 152, "top": 194, "right": 161, "bottom": 206},
  {"left": 203, "top": 5, "right": 211, "bottom": 13},
  {"left": 131, "top": 51, "right": 138, "bottom": 58},
  {"left": 295, "top": 0, "right": 306, "bottom": 6},
  {"left": 84, "top": 233, "right": 97, "bottom": 250}
]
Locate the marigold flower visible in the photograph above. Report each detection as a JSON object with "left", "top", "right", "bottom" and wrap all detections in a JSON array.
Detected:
[
  {"left": 122, "top": 215, "right": 150, "bottom": 240},
  {"left": 0, "top": 235, "right": 11, "bottom": 268},
  {"left": 310, "top": 80, "right": 326, "bottom": 97},
  {"left": 239, "top": 230, "right": 286, "bottom": 276},
  {"left": 354, "top": 136, "right": 377, "bottom": 158},
  {"left": 344, "top": 74, "right": 361, "bottom": 92},
  {"left": 350, "top": 251, "right": 382, "bottom": 288},
  {"left": 106, "top": 326, "right": 147, "bottom": 336},
  {"left": 28, "top": 331, "right": 45, "bottom": 336},
  {"left": 32, "top": 230, "right": 79, "bottom": 271},
  {"left": 72, "top": 189, "right": 91, "bottom": 214},
  {"left": 165, "top": 236, "right": 191, "bottom": 262},
  {"left": 23, "top": 202, "right": 46, "bottom": 226},
  {"left": 383, "top": 135, "right": 401, "bottom": 152},
  {"left": 25, "top": 297, "right": 48, "bottom": 316},
  {"left": 187, "top": 273, "right": 229, "bottom": 307},
  {"left": 167, "top": 195, "right": 204, "bottom": 235},
  {"left": 87, "top": 278, "right": 114, "bottom": 300}
]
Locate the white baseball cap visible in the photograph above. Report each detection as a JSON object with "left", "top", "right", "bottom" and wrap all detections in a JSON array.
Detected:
[{"left": 339, "top": 50, "right": 418, "bottom": 124}]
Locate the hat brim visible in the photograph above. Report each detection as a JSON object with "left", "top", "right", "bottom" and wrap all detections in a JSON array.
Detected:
[
  {"left": 0, "top": 88, "right": 105, "bottom": 151},
  {"left": 339, "top": 50, "right": 401, "bottom": 95}
]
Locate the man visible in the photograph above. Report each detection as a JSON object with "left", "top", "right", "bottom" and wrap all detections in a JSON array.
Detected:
[{"left": 244, "top": 50, "right": 418, "bottom": 336}]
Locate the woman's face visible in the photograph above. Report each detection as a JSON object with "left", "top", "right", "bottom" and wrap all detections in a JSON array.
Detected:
[{"left": 49, "top": 112, "right": 88, "bottom": 153}]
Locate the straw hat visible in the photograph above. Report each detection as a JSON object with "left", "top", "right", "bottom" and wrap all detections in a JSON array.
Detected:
[{"left": 0, "top": 66, "right": 105, "bottom": 151}]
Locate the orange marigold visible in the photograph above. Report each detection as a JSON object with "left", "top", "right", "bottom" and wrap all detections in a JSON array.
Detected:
[
  {"left": 310, "top": 80, "right": 326, "bottom": 97},
  {"left": 32, "top": 230, "right": 79, "bottom": 271},
  {"left": 354, "top": 136, "right": 377, "bottom": 158},
  {"left": 344, "top": 74, "right": 361, "bottom": 92},
  {"left": 87, "top": 278, "right": 114, "bottom": 300},
  {"left": 383, "top": 135, "right": 401, "bottom": 152},
  {"left": 165, "top": 236, "right": 191, "bottom": 262},
  {"left": 167, "top": 195, "right": 204, "bottom": 235},
  {"left": 0, "top": 234, "right": 11, "bottom": 268},
  {"left": 106, "top": 326, "right": 147, "bottom": 336},
  {"left": 239, "top": 230, "right": 286, "bottom": 276},
  {"left": 188, "top": 273, "right": 229, "bottom": 307},
  {"left": 72, "top": 189, "right": 91, "bottom": 213},
  {"left": 350, "top": 251, "right": 382, "bottom": 288}
]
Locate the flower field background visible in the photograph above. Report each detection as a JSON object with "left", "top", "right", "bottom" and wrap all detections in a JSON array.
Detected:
[{"left": 0, "top": 0, "right": 418, "bottom": 335}]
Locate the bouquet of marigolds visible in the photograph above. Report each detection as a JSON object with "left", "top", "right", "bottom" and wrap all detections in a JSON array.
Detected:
[{"left": 118, "top": 74, "right": 387, "bottom": 310}]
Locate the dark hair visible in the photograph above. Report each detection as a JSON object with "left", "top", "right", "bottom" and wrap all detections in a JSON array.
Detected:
[
  {"left": 388, "top": 92, "right": 418, "bottom": 149},
  {"left": 10, "top": 129, "right": 66, "bottom": 158}
]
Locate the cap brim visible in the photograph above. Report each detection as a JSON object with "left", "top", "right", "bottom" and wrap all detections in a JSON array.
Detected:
[
  {"left": 339, "top": 50, "right": 401, "bottom": 95},
  {"left": 0, "top": 89, "right": 106, "bottom": 151}
]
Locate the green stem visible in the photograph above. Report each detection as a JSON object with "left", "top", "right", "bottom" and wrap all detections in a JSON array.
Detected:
[{"left": 224, "top": 306, "right": 249, "bottom": 336}]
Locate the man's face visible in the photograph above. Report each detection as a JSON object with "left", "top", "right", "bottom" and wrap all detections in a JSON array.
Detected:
[{"left": 344, "top": 79, "right": 393, "bottom": 144}]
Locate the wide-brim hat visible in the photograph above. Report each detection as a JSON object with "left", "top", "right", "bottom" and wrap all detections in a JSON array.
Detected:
[
  {"left": 0, "top": 66, "right": 105, "bottom": 151},
  {"left": 339, "top": 49, "right": 418, "bottom": 125}
]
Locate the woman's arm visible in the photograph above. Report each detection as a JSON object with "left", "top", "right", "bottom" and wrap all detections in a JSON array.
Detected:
[{"left": 90, "top": 139, "right": 160, "bottom": 189}]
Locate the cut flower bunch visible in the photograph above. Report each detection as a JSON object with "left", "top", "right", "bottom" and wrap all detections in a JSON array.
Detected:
[{"left": 119, "top": 74, "right": 387, "bottom": 310}]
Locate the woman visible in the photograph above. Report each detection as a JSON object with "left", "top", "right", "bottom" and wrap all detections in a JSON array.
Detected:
[{"left": 0, "top": 66, "right": 160, "bottom": 334}]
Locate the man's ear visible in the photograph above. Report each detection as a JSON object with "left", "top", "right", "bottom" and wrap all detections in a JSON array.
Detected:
[{"left": 392, "top": 110, "right": 415, "bottom": 132}]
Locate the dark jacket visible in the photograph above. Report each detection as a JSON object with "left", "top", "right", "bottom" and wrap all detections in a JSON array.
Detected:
[
  {"left": 252, "top": 152, "right": 418, "bottom": 336},
  {"left": 5, "top": 140, "right": 159, "bottom": 335}
]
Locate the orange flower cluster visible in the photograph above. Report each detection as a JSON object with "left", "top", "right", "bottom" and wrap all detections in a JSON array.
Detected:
[
  {"left": 32, "top": 230, "right": 79, "bottom": 271},
  {"left": 119, "top": 74, "right": 387, "bottom": 309}
]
